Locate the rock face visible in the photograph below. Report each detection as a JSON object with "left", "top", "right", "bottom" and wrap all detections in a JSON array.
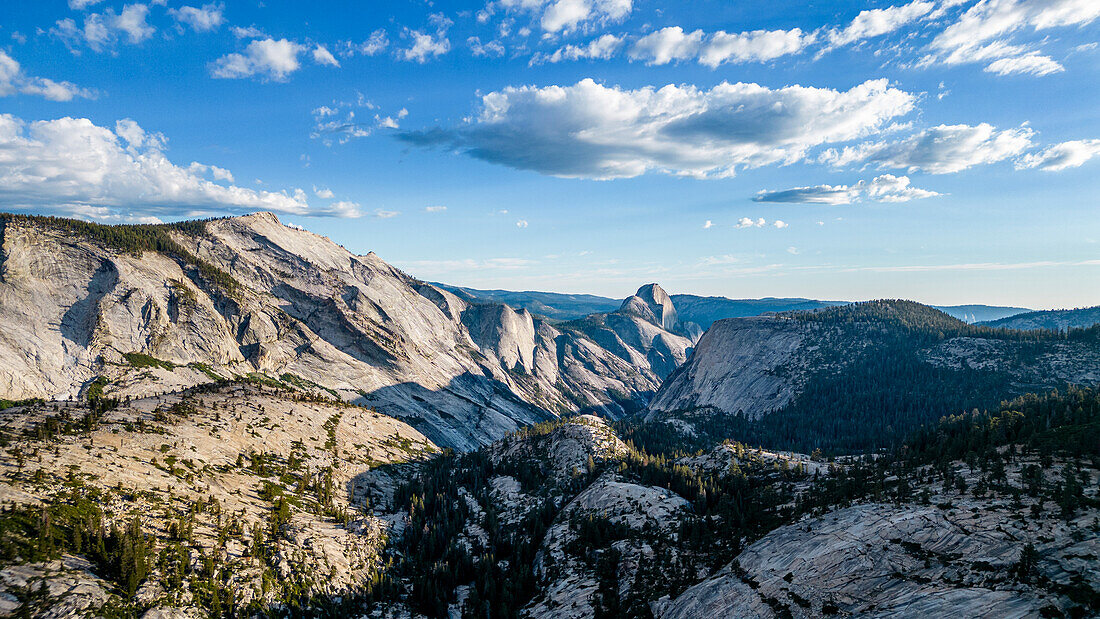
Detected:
[
  {"left": 0, "top": 384, "right": 438, "bottom": 614},
  {"left": 646, "top": 305, "right": 1100, "bottom": 426},
  {"left": 561, "top": 283, "right": 700, "bottom": 384},
  {"left": 646, "top": 316, "right": 805, "bottom": 420},
  {"left": 0, "top": 213, "right": 692, "bottom": 450},
  {"left": 657, "top": 483, "right": 1098, "bottom": 619}
]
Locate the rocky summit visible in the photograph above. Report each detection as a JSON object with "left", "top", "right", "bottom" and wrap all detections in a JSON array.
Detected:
[{"left": 0, "top": 214, "right": 1096, "bottom": 619}]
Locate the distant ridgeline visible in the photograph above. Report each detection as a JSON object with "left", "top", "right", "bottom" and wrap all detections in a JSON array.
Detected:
[{"left": 642, "top": 300, "right": 1100, "bottom": 455}]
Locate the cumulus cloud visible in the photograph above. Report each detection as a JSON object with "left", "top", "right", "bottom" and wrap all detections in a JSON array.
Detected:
[
  {"left": 312, "top": 45, "right": 340, "bottom": 67},
  {"left": 820, "top": 123, "right": 1034, "bottom": 174},
  {"left": 401, "top": 78, "right": 915, "bottom": 179},
  {"left": 492, "top": 0, "right": 632, "bottom": 34},
  {"left": 735, "top": 217, "right": 767, "bottom": 228},
  {"left": 314, "top": 187, "right": 335, "bottom": 199},
  {"left": 169, "top": 3, "right": 225, "bottom": 32},
  {"left": 211, "top": 39, "right": 304, "bottom": 80},
  {"left": 531, "top": 34, "right": 621, "bottom": 64},
  {"left": 923, "top": 0, "right": 1100, "bottom": 76},
  {"left": 827, "top": 0, "right": 935, "bottom": 47},
  {"left": 212, "top": 38, "right": 339, "bottom": 81},
  {"left": 425, "top": 205, "right": 447, "bottom": 212},
  {"left": 1016, "top": 139, "right": 1100, "bottom": 171},
  {"left": 51, "top": 4, "right": 156, "bottom": 52},
  {"left": 401, "top": 13, "right": 452, "bottom": 63},
  {"left": 516, "top": 219, "right": 529, "bottom": 228},
  {"left": 0, "top": 51, "right": 95, "bottom": 101},
  {"left": 630, "top": 26, "right": 813, "bottom": 67},
  {"left": 754, "top": 174, "right": 939, "bottom": 204},
  {"left": 0, "top": 114, "right": 356, "bottom": 219},
  {"left": 703, "top": 220, "right": 714, "bottom": 229}
]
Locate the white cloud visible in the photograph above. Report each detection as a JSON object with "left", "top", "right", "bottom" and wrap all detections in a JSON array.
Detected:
[
  {"left": 735, "top": 217, "right": 767, "bottom": 228},
  {"left": 69, "top": 0, "right": 105, "bottom": 8},
  {"left": 402, "top": 30, "right": 451, "bottom": 62},
  {"left": 401, "top": 13, "right": 452, "bottom": 63},
  {"left": 702, "top": 220, "right": 714, "bottom": 229},
  {"left": 516, "top": 219, "right": 529, "bottom": 228},
  {"left": 341, "top": 29, "right": 389, "bottom": 57},
  {"left": 630, "top": 26, "right": 813, "bottom": 67},
  {"left": 314, "top": 187, "right": 335, "bottom": 198},
  {"left": 0, "top": 51, "right": 94, "bottom": 102},
  {"left": 402, "top": 78, "right": 916, "bottom": 179},
  {"left": 531, "top": 33, "right": 621, "bottom": 64},
  {"left": 113, "top": 4, "right": 155, "bottom": 43},
  {"left": 311, "top": 97, "right": 404, "bottom": 145},
  {"left": 169, "top": 3, "right": 225, "bottom": 32},
  {"left": 787, "top": 246, "right": 800, "bottom": 255},
  {"left": 425, "top": 205, "right": 447, "bottom": 212},
  {"left": 773, "top": 220, "right": 789, "bottom": 228},
  {"left": 984, "top": 53, "right": 1063, "bottom": 76},
  {"left": 212, "top": 39, "right": 314, "bottom": 81},
  {"left": 231, "top": 25, "right": 265, "bottom": 39},
  {"left": 1016, "top": 139, "right": 1100, "bottom": 171},
  {"left": 188, "top": 161, "right": 234, "bottom": 183},
  {"left": 375, "top": 108, "right": 409, "bottom": 129},
  {"left": 754, "top": 174, "right": 939, "bottom": 204},
  {"left": 493, "top": 0, "right": 632, "bottom": 34},
  {"left": 924, "top": 0, "right": 1100, "bottom": 76},
  {"left": 312, "top": 45, "right": 340, "bottom": 67},
  {"left": 468, "top": 37, "right": 506, "bottom": 57},
  {"left": 0, "top": 114, "right": 356, "bottom": 219},
  {"left": 374, "top": 208, "right": 400, "bottom": 218},
  {"left": 821, "top": 123, "right": 1034, "bottom": 174},
  {"left": 828, "top": 0, "right": 935, "bottom": 47},
  {"left": 51, "top": 4, "right": 156, "bottom": 52}
]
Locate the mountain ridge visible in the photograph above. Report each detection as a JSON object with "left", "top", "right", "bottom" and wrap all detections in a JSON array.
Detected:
[{"left": 0, "top": 211, "right": 692, "bottom": 450}]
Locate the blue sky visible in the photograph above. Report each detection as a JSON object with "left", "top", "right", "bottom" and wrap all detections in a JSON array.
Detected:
[{"left": 1, "top": 0, "right": 1098, "bottom": 308}]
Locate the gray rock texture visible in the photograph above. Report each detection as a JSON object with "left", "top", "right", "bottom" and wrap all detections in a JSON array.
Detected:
[{"left": 0, "top": 213, "right": 692, "bottom": 450}]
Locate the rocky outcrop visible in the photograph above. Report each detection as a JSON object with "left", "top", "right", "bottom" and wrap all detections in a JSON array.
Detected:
[
  {"left": 656, "top": 495, "right": 1094, "bottom": 619},
  {"left": 0, "top": 213, "right": 693, "bottom": 450},
  {"left": 646, "top": 306, "right": 1100, "bottom": 426},
  {"left": 0, "top": 384, "right": 437, "bottom": 615},
  {"left": 646, "top": 316, "right": 807, "bottom": 420}
]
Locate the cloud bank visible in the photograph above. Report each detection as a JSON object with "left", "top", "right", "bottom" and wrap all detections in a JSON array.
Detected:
[
  {"left": 402, "top": 78, "right": 916, "bottom": 179},
  {"left": 0, "top": 114, "right": 357, "bottom": 220},
  {"left": 754, "top": 174, "right": 939, "bottom": 204}
]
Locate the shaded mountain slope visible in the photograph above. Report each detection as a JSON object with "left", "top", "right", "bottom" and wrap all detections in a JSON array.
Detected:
[
  {"left": 646, "top": 300, "right": 1100, "bottom": 452},
  {"left": 0, "top": 212, "right": 691, "bottom": 450},
  {"left": 980, "top": 305, "right": 1100, "bottom": 331}
]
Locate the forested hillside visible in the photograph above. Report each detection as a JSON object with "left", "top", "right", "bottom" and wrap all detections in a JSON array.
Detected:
[{"left": 647, "top": 300, "right": 1100, "bottom": 453}]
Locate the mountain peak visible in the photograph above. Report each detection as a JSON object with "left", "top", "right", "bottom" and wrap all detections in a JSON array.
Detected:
[
  {"left": 635, "top": 283, "right": 670, "bottom": 305},
  {"left": 234, "top": 211, "right": 281, "bottom": 225},
  {"left": 621, "top": 283, "right": 679, "bottom": 332}
]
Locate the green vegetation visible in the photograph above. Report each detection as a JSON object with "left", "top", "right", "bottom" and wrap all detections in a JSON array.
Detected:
[
  {"left": 650, "top": 300, "right": 1100, "bottom": 455},
  {"left": 376, "top": 418, "right": 803, "bottom": 618},
  {"left": 0, "top": 213, "right": 240, "bottom": 296},
  {"left": 124, "top": 352, "right": 176, "bottom": 371},
  {"left": 0, "top": 489, "right": 150, "bottom": 598}
]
